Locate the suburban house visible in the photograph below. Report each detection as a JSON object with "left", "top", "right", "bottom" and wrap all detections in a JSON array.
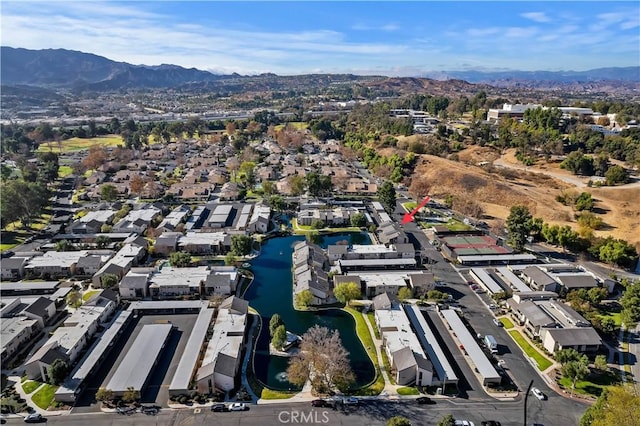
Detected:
[
  {"left": 196, "top": 296, "right": 248, "bottom": 394},
  {"left": 1, "top": 257, "right": 28, "bottom": 280},
  {"left": 248, "top": 204, "right": 271, "bottom": 234},
  {"left": 521, "top": 266, "right": 559, "bottom": 292},
  {"left": 374, "top": 298, "right": 433, "bottom": 386},
  {"left": 24, "top": 290, "right": 117, "bottom": 381},
  {"left": 292, "top": 241, "right": 333, "bottom": 306}
]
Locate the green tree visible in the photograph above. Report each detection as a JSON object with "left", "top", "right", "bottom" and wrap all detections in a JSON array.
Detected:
[
  {"left": 575, "top": 192, "right": 594, "bottom": 211},
  {"left": 288, "top": 175, "right": 306, "bottom": 196},
  {"left": 620, "top": 282, "right": 640, "bottom": 325},
  {"left": 66, "top": 290, "right": 83, "bottom": 308},
  {"left": 100, "top": 273, "right": 119, "bottom": 288},
  {"left": 378, "top": 181, "right": 397, "bottom": 214},
  {"left": 397, "top": 287, "right": 414, "bottom": 300},
  {"left": 605, "top": 165, "right": 629, "bottom": 185},
  {"left": 231, "top": 234, "right": 253, "bottom": 256},
  {"left": 349, "top": 212, "right": 367, "bottom": 228},
  {"left": 267, "top": 195, "right": 285, "bottom": 211},
  {"left": 170, "top": 251, "right": 192, "bottom": 267},
  {"left": 269, "top": 314, "right": 285, "bottom": 336},
  {"left": 387, "top": 416, "right": 412, "bottom": 426},
  {"left": 333, "top": 281, "right": 361, "bottom": 306},
  {"left": 262, "top": 180, "right": 277, "bottom": 196},
  {"left": 271, "top": 324, "right": 287, "bottom": 350},
  {"left": 95, "top": 235, "right": 110, "bottom": 249},
  {"left": 593, "top": 354, "right": 608, "bottom": 372},
  {"left": 55, "top": 239, "right": 74, "bottom": 252},
  {"left": 295, "top": 289, "right": 314, "bottom": 309},
  {"left": 224, "top": 252, "right": 236, "bottom": 266},
  {"left": 580, "top": 385, "right": 640, "bottom": 426},
  {"left": 556, "top": 348, "right": 583, "bottom": 365},
  {"left": 47, "top": 359, "right": 69, "bottom": 385},
  {"left": 122, "top": 387, "right": 140, "bottom": 403},
  {"left": 506, "top": 205, "right": 532, "bottom": 251},
  {"left": 587, "top": 287, "right": 608, "bottom": 306},
  {"left": 562, "top": 357, "right": 589, "bottom": 397},
  {"left": 306, "top": 172, "right": 333, "bottom": 197},
  {"left": 310, "top": 219, "right": 325, "bottom": 229},
  {"left": 95, "top": 387, "right": 114, "bottom": 403},
  {"left": 100, "top": 184, "right": 118, "bottom": 202},
  {"left": 437, "top": 414, "right": 456, "bottom": 426},
  {"left": 577, "top": 212, "right": 603, "bottom": 230},
  {"left": 427, "top": 290, "right": 449, "bottom": 301}
]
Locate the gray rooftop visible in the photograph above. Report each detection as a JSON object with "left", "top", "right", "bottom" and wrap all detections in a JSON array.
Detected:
[
  {"left": 55, "top": 310, "right": 132, "bottom": 399},
  {"left": 458, "top": 254, "right": 537, "bottom": 263},
  {"left": 523, "top": 266, "right": 557, "bottom": 287},
  {"left": 405, "top": 305, "right": 457, "bottom": 384},
  {"left": 440, "top": 309, "right": 500, "bottom": 383},
  {"left": 544, "top": 327, "right": 602, "bottom": 347},
  {"left": 470, "top": 268, "right": 504, "bottom": 294},
  {"left": 169, "top": 306, "right": 215, "bottom": 393},
  {"left": 496, "top": 267, "right": 531, "bottom": 293},
  {"left": 106, "top": 323, "right": 173, "bottom": 393}
]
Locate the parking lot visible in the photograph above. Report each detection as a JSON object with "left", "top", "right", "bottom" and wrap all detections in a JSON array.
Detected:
[{"left": 73, "top": 313, "right": 197, "bottom": 411}]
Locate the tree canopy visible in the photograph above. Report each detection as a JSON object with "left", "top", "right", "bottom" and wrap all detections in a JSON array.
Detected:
[
  {"left": 231, "top": 234, "right": 253, "bottom": 256},
  {"left": 506, "top": 205, "right": 533, "bottom": 251},
  {"left": 378, "top": 181, "right": 397, "bottom": 214},
  {"left": 333, "top": 281, "right": 361, "bottom": 306}
]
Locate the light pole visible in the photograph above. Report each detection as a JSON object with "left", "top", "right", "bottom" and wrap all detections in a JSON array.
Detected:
[{"left": 524, "top": 379, "right": 534, "bottom": 426}]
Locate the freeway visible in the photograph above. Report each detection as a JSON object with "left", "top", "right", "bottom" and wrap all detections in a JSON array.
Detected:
[{"left": 2, "top": 398, "right": 588, "bottom": 426}]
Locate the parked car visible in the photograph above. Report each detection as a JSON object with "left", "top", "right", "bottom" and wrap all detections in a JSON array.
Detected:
[
  {"left": 23, "top": 413, "right": 44, "bottom": 423},
  {"left": 455, "top": 421, "right": 475, "bottom": 426},
  {"left": 211, "top": 403, "right": 228, "bottom": 412},
  {"left": 488, "top": 303, "right": 498, "bottom": 310},
  {"left": 228, "top": 402, "right": 249, "bottom": 411},
  {"left": 493, "top": 318, "right": 503, "bottom": 327},
  {"left": 532, "top": 387, "right": 546, "bottom": 400},
  {"left": 416, "top": 396, "right": 435, "bottom": 404},
  {"left": 481, "top": 421, "right": 502, "bottom": 426},
  {"left": 311, "top": 399, "right": 328, "bottom": 407},
  {"left": 498, "top": 359, "right": 507, "bottom": 368},
  {"left": 343, "top": 396, "right": 359, "bottom": 405}
]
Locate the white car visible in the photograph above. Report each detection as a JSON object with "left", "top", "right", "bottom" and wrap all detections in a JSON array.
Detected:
[
  {"left": 343, "top": 396, "right": 359, "bottom": 405},
  {"left": 228, "top": 402, "right": 248, "bottom": 411},
  {"left": 531, "top": 387, "right": 546, "bottom": 400},
  {"left": 455, "top": 420, "right": 475, "bottom": 426}
]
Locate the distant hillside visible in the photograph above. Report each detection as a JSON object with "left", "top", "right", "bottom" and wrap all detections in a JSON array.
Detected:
[
  {"left": 1, "top": 46, "right": 222, "bottom": 90},
  {"left": 2, "top": 46, "right": 637, "bottom": 95},
  {"left": 422, "top": 67, "right": 640, "bottom": 89}
]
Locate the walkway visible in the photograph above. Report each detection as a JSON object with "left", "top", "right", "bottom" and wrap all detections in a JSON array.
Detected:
[{"left": 361, "top": 309, "right": 398, "bottom": 397}]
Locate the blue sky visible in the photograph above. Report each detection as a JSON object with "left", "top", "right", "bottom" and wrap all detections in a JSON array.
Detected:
[{"left": 2, "top": 1, "right": 638, "bottom": 76}]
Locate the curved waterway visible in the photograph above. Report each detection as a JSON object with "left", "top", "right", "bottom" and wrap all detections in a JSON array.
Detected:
[{"left": 244, "top": 233, "right": 375, "bottom": 390}]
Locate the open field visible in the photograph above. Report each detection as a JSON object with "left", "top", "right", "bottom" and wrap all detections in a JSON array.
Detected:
[
  {"left": 558, "top": 371, "right": 620, "bottom": 397},
  {"left": 274, "top": 122, "right": 308, "bottom": 131},
  {"left": 410, "top": 147, "right": 640, "bottom": 251},
  {"left": 508, "top": 330, "right": 553, "bottom": 371},
  {"left": 499, "top": 317, "right": 515, "bottom": 329},
  {"left": 36, "top": 135, "right": 124, "bottom": 153}
]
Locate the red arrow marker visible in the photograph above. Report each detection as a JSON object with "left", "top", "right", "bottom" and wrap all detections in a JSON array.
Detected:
[{"left": 401, "top": 196, "right": 430, "bottom": 225}]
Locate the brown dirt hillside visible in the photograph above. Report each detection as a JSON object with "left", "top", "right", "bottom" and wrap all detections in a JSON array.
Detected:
[{"left": 409, "top": 147, "right": 640, "bottom": 251}]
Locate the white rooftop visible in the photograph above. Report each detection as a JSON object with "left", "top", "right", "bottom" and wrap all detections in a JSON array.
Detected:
[
  {"left": 25, "top": 250, "right": 89, "bottom": 269},
  {"left": 179, "top": 232, "right": 227, "bottom": 246},
  {"left": 150, "top": 266, "right": 210, "bottom": 288}
]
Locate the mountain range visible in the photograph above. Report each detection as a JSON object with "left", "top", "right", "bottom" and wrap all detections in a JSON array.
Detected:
[{"left": 1, "top": 46, "right": 638, "bottom": 92}]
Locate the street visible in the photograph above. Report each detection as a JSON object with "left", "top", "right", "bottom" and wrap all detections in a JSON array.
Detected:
[{"left": 2, "top": 398, "right": 589, "bottom": 426}]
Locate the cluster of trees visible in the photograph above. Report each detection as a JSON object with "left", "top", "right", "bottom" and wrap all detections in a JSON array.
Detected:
[
  {"left": 556, "top": 191, "right": 594, "bottom": 211},
  {"left": 618, "top": 280, "right": 640, "bottom": 325},
  {"left": 286, "top": 325, "right": 355, "bottom": 394},
  {"left": 580, "top": 385, "right": 640, "bottom": 426},
  {"left": 565, "top": 288, "right": 616, "bottom": 336},
  {"left": 560, "top": 151, "right": 629, "bottom": 184},
  {"left": 506, "top": 205, "right": 638, "bottom": 268},
  {"left": 269, "top": 314, "right": 287, "bottom": 351},
  {"left": 344, "top": 132, "right": 417, "bottom": 182},
  {"left": 0, "top": 180, "right": 50, "bottom": 228},
  {"left": 555, "top": 348, "right": 595, "bottom": 397},
  {"left": 333, "top": 281, "right": 361, "bottom": 306},
  {"left": 294, "top": 289, "right": 314, "bottom": 309},
  {"left": 377, "top": 181, "right": 397, "bottom": 214}
]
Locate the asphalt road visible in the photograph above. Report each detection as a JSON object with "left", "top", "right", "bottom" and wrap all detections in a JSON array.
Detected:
[{"left": 3, "top": 398, "right": 587, "bottom": 426}]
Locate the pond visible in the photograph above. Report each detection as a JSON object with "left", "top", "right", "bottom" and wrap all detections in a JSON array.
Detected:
[{"left": 244, "top": 233, "right": 375, "bottom": 390}]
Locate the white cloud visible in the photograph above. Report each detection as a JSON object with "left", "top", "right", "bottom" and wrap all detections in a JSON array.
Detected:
[
  {"left": 352, "top": 22, "right": 399, "bottom": 32},
  {"left": 521, "top": 12, "right": 551, "bottom": 23}
]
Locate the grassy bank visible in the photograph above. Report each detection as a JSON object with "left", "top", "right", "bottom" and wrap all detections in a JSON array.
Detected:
[
  {"left": 343, "top": 307, "right": 385, "bottom": 396},
  {"left": 508, "top": 330, "right": 553, "bottom": 371}
]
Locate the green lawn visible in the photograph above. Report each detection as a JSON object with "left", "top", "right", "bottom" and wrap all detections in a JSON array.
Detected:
[
  {"left": 500, "top": 317, "right": 515, "bottom": 329},
  {"left": 597, "top": 311, "right": 622, "bottom": 327},
  {"left": 366, "top": 311, "right": 380, "bottom": 339},
  {"left": 344, "top": 307, "right": 385, "bottom": 395},
  {"left": 274, "top": 122, "right": 308, "bottom": 131},
  {"left": 22, "top": 380, "right": 42, "bottom": 394},
  {"left": 58, "top": 165, "right": 73, "bottom": 178},
  {"left": 397, "top": 387, "right": 420, "bottom": 395},
  {"left": 508, "top": 330, "right": 553, "bottom": 371},
  {"left": 291, "top": 218, "right": 360, "bottom": 234},
  {"left": 402, "top": 202, "right": 417, "bottom": 212},
  {"left": 31, "top": 384, "right": 57, "bottom": 410},
  {"left": 558, "top": 371, "right": 620, "bottom": 397},
  {"left": 36, "top": 135, "right": 124, "bottom": 153},
  {"left": 260, "top": 388, "right": 297, "bottom": 399},
  {"left": 82, "top": 290, "right": 100, "bottom": 302}
]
